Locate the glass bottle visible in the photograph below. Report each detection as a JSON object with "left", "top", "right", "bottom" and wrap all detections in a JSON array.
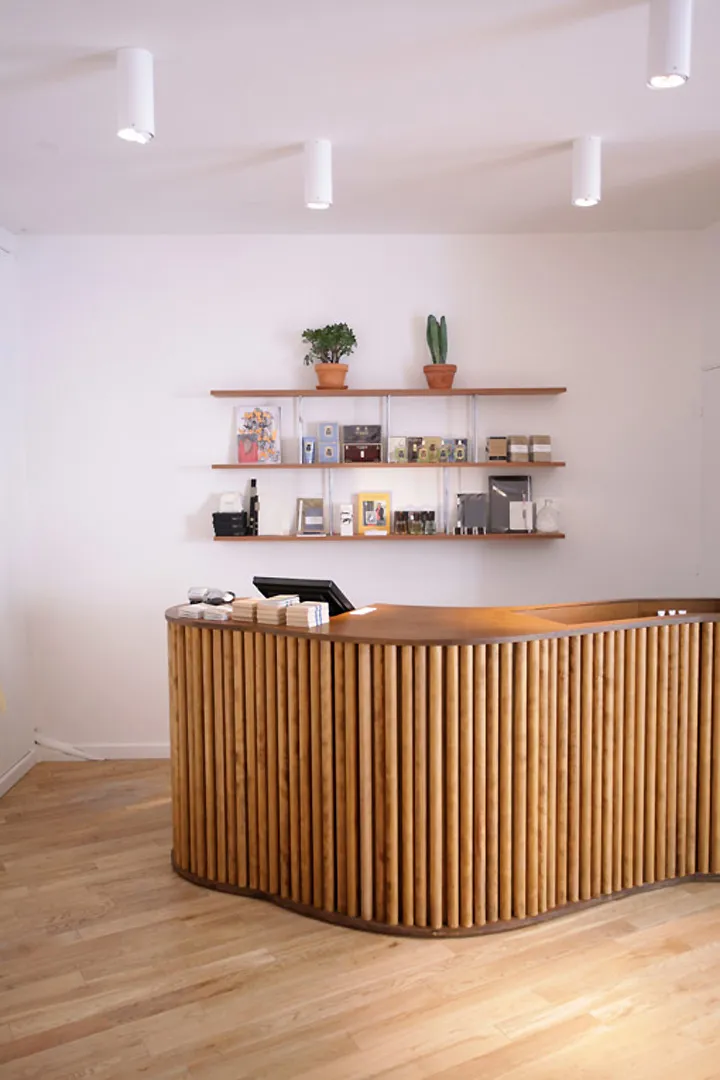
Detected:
[{"left": 536, "top": 498, "right": 559, "bottom": 534}]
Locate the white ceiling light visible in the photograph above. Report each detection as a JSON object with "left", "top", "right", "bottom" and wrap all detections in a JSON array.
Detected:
[
  {"left": 304, "top": 139, "right": 332, "bottom": 209},
  {"left": 572, "top": 136, "right": 602, "bottom": 208},
  {"left": 647, "top": 0, "right": 693, "bottom": 89},
  {"left": 117, "top": 48, "right": 155, "bottom": 144}
]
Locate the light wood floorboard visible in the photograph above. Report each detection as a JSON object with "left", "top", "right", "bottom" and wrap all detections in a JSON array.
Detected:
[{"left": 1, "top": 763, "right": 719, "bottom": 1079}]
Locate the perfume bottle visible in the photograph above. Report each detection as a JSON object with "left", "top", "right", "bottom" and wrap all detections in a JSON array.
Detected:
[{"left": 536, "top": 498, "right": 559, "bottom": 534}]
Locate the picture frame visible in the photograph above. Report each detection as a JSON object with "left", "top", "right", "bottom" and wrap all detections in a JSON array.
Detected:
[
  {"left": 357, "top": 492, "right": 391, "bottom": 535},
  {"left": 236, "top": 405, "right": 281, "bottom": 464}
]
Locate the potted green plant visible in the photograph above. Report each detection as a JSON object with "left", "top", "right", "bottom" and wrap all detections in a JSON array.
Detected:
[
  {"left": 424, "top": 314, "right": 456, "bottom": 390},
  {"left": 302, "top": 323, "right": 357, "bottom": 390}
]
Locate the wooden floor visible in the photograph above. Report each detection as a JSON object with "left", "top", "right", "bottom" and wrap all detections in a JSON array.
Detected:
[{"left": 1, "top": 765, "right": 720, "bottom": 1080}]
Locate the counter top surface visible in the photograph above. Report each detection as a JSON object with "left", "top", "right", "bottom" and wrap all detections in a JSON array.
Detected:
[{"left": 166, "top": 599, "right": 720, "bottom": 646}]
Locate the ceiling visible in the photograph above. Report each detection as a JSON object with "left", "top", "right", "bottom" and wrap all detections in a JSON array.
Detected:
[{"left": 1, "top": 0, "right": 719, "bottom": 234}]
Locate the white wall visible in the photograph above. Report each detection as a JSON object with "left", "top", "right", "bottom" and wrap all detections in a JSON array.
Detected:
[
  {"left": 0, "top": 238, "right": 33, "bottom": 790},
  {"left": 16, "top": 233, "right": 706, "bottom": 754},
  {"left": 701, "top": 224, "right": 720, "bottom": 593}
]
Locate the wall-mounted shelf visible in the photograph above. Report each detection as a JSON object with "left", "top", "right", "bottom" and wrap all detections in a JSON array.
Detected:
[
  {"left": 211, "top": 387, "right": 567, "bottom": 399},
  {"left": 211, "top": 461, "right": 566, "bottom": 471},
  {"left": 213, "top": 533, "right": 565, "bottom": 543}
]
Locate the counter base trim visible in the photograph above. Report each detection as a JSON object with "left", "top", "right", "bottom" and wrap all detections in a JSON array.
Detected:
[{"left": 171, "top": 855, "right": 720, "bottom": 938}]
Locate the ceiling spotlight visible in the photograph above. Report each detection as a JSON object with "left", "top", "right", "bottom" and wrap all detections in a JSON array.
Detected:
[
  {"left": 572, "top": 137, "right": 602, "bottom": 208},
  {"left": 304, "top": 139, "right": 332, "bottom": 210},
  {"left": 117, "top": 47, "right": 155, "bottom": 144},
  {"left": 647, "top": 0, "right": 693, "bottom": 89}
]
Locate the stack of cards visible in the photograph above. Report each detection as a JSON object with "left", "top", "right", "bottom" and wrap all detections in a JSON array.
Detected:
[
  {"left": 177, "top": 603, "right": 211, "bottom": 619},
  {"left": 202, "top": 605, "right": 233, "bottom": 622},
  {"left": 256, "top": 595, "right": 300, "bottom": 625},
  {"left": 231, "top": 597, "right": 260, "bottom": 622},
  {"left": 286, "top": 602, "right": 330, "bottom": 628}
]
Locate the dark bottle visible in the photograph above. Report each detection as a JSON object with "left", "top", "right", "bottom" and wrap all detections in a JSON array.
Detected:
[{"left": 248, "top": 477, "right": 259, "bottom": 535}]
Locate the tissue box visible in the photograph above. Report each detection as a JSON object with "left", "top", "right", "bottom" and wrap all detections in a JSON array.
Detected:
[
  {"left": 530, "top": 435, "right": 552, "bottom": 462},
  {"left": 508, "top": 435, "right": 530, "bottom": 463}
]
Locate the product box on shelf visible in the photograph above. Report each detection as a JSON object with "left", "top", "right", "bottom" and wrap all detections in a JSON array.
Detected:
[
  {"left": 342, "top": 424, "right": 382, "bottom": 445},
  {"left": 508, "top": 435, "right": 530, "bottom": 463},
  {"left": 318, "top": 440, "right": 340, "bottom": 463},
  {"left": 388, "top": 436, "right": 408, "bottom": 463},
  {"left": 407, "top": 436, "right": 424, "bottom": 462},
  {"left": 343, "top": 443, "right": 383, "bottom": 464},
  {"left": 486, "top": 436, "right": 508, "bottom": 462},
  {"left": 530, "top": 435, "right": 552, "bottom": 462},
  {"left": 318, "top": 422, "right": 339, "bottom": 442},
  {"left": 422, "top": 437, "right": 443, "bottom": 463}
]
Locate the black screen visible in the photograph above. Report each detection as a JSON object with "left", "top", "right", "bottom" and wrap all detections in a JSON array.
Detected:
[{"left": 252, "top": 576, "right": 355, "bottom": 618}]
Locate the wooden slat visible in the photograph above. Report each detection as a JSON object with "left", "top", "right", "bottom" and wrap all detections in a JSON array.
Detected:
[
  {"left": 202, "top": 629, "right": 217, "bottom": 881},
  {"left": 264, "top": 635, "right": 279, "bottom": 895},
  {"left": 513, "top": 642, "right": 528, "bottom": 920},
  {"left": 622, "top": 629, "right": 636, "bottom": 890},
  {"left": 546, "top": 637, "right": 558, "bottom": 912},
  {"left": 601, "top": 632, "right": 614, "bottom": 896},
  {"left": 297, "top": 637, "right": 312, "bottom": 905},
  {"left": 445, "top": 646, "right": 460, "bottom": 930},
  {"left": 174, "top": 626, "right": 190, "bottom": 871},
  {"left": 676, "top": 624, "right": 690, "bottom": 878},
  {"left": 486, "top": 644, "right": 500, "bottom": 922},
  {"left": 612, "top": 631, "right": 625, "bottom": 894},
  {"left": 232, "top": 633, "right": 248, "bottom": 888},
  {"left": 579, "top": 634, "right": 593, "bottom": 901},
  {"left": 320, "top": 641, "right": 335, "bottom": 912},
  {"left": 275, "top": 635, "right": 290, "bottom": 898},
  {"left": 286, "top": 636, "right": 301, "bottom": 902},
  {"left": 591, "top": 632, "right": 604, "bottom": 898},
  {"left": 712, "top": 624, "right": 720, "bottom": 874},
  {"left": 358, "top": 644, "right": 373, "bottom": 922},
  {"left": 344, "top": 643, "right": 359, "bottom": 918},
  {"left": 634, "top": 628, "right": 647, "bottom": 887},
  {"left": 429, "top": 645, "right": 444, "bottom": 930},
  {"left": 254, "top": 633, "right": 268, "bottom": 893},
  {"left": 666, "top": 625, "right": 680, "bottom": 879},
  {"left": 414, "top": 646, "right": 428, "bottom": 927},
  {"left": 243, "top": 632, "right": 258, "bottom": 889},
  {"left": 401, "top": 646, "right": 414, "bottom": 927},
  {"left": 686, "top": 623, "right": 700, "bottom": 875},
  {"left": 645, "top": 627, "right": 659, "bottom": 885},
  {"left": 372, "top": 645, "right": 386, "bottom": 923},
  {"left": 309, "top": 639, "right": 323, "bottom": 907},
  {"left": 697, "top": 623, "right": 713, "bottom": 874},
  {"left": 187, "top": 627, "right": 205, "bottom": 878},
  {"left": 538, "top": 639, "right": 550, "bottom": 914},
  {"left": 384, "top": 645, "right": 399, "bottom": 926},
  {"left": 525, "top": 640, "right": 539, "bottom": 918},
  {"left": 167, "top": 626, "right": 181, "bottom": 865},
  {"left": 655, "top": 626, "right": 669, "bottom": 881},
  {"left": 499, "top": 643, "right": 514, "bottom": 920},
  {"left": 470, "top": 645, "right": 483, "bottom": 928},
  {"left": 556, "top": 637, "right": 570, "bottom": 906},
  {"left": 212, "top": 631, "right": 227, "bottom": 884},
  {"left": 222, "top": 632, "right": 237, "bottom": 886},
  {"left": 334, "top": 643, "right": 347, "bottom": 914}
]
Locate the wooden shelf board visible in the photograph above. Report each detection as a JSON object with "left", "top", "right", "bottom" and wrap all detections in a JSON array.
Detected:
[
  {"left": 213, "top": 533, "right": 565, "bottom": 543},
  {"left": 211, "top": 387, "right": 567, "bottom": 399},
  {"left": 211, "top": 461, "right": 566, "bottom": 470}
]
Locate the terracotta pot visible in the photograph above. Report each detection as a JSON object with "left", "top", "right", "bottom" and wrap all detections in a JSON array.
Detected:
[
  {"left": 423, "top": 364, "right": 457, "bottom": 390},
  {"left": 315, "top": 363, "right": 349, "bottom": 390}
]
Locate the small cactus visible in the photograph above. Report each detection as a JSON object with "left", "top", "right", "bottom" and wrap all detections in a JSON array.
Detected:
[{"left": 426, "top": 314, "right": 448, "bottom": 364}]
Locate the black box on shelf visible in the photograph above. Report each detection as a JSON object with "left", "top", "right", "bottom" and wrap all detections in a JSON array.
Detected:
[
  {"left": 213, "top": 511, "right": 248, "bottom": 536},
  {"left": 342, "top": 424, "right": 382, "bottom": 444}
]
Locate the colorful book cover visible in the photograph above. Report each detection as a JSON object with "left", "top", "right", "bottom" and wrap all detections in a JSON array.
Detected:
[{"left": 236, "top": 405, "right": 281, "bottom": 464}]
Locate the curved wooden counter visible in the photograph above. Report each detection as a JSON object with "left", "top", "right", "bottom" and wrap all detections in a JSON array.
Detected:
[{"left": 166, "top": 600, "right": 720, "bottom": 935}]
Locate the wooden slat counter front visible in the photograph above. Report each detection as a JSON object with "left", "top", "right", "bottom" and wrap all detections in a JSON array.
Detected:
[{"left": 166, "top": 600, "right": 720, "bottom": 935}]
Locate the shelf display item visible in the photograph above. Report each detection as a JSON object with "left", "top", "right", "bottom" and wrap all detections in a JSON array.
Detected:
[
  {"left": 302, "top": 437, "right": 317, "bottom": 464},
  {"left": 393, "top": 510, "right": 408, "bottom": 534},
  {"left": 318, "top": 439, "right": 340, "bottom": 463},
  {"left": 296, "top": 497, "right": 326, "bottom": 535},
  {"left": 340, "top": 503, "right": 354, "bottom": 536},
  {"left": 407, "top": 436, "right": 424, "bottom": 462},
  {"left": 318, "top": 422, "right": 339, "bottom": 442},
  {"left": 247, "top": 477, "right": 260, "bottom": 535},
  {"left": 486, "top": 436, "right": 508, "bottom": 462},
  {"left": 357, "top": 491, "right": 391, "bottom": 535},
  {"left": 530, "top": 435, "right": 552, "bottom": 462},
  {"left": 423, "top": 509, "right": 437, "bottom": 534},
  {"left": 343, "top": 442, "right": 382, "bottom": 463},
  {"left": 343, "top": 424, "right": 382, "bottom": 444},
  {"left": 422, "top": 436, "right": 443, "bottom": 463},
  {"left": 456, "top": 493, "right": 487, "bottom": 535},
  {"left": 536, "top": 498, "right": 560, "bottom": 533},
  {"left": 236, "top": 405, "right": 281, "bottom": 464},
  {"left": 508, "top": 435, "right": 530, "bottom": 463},
  {"left": 508, "top": 499, "right": 535, "bottom": 532},
  {"left": 408, "top": 511, "right": 424, "bottom": 535},
  {"left": 488, "top": 475, "right": 532, "bottom": 533},
  {"left": 388, "top": 437, "right": 408, "bottom": 463}
]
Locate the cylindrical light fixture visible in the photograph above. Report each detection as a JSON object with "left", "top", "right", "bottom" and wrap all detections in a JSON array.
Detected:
[
  {"left": 117, "top": 47, "right": 155, "bottom": 144},
  {"left": 572, "top": 136, "right": 602, "bottom": 208},
  {"left": 647, "top": 0, "right": 693, "bottom": 89},
  {"left": 304, "top": 139, "right": 332, "bottom": 209}
]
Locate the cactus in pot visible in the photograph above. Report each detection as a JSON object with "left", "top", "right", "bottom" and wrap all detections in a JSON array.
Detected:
[{"left": 424, "top": 314, "right": 456, "bottom": 389}]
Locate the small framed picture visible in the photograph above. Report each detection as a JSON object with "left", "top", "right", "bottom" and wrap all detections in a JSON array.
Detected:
[{"left": 357, "top": 492, "right": 391, "bottom": 535}]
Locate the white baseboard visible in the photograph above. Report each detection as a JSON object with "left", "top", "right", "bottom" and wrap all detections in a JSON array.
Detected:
[
  {"left": 0, "top": 748, "right": 37, "bottom": 797},
  {"left": 75, "top": 743, "right": 170, "bottom": 760}
]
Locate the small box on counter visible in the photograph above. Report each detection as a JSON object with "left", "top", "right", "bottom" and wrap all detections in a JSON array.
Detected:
[
  {"left": 530, "top": 435, "right": 552, "bottom": 462},
  {"left": 343, "top": 443, "right": 383, "bottom": 463},
  {"left": 486, "top": 436, "right": 508, "bottom": 462},
  {"left": 508, "top": 435, "right": 530, "bottom": 463},
  {"left": 342, "top": 424, "right": 382, "bottom": 444}
]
